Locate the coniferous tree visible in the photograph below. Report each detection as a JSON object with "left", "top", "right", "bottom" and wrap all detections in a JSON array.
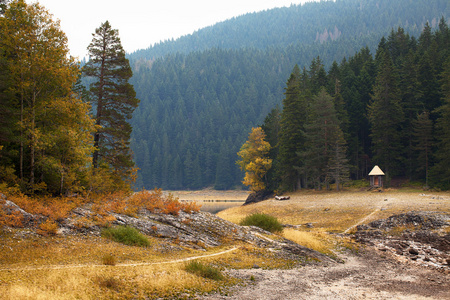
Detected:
[
  {"left": 300, "top": 88, "right": 345, "bottom": 190},
  {"left": 278, "top": 65, "right": 308, "bottom": 190},
  {"left": 261, "top": 106, "right": 281, "bottom": 191},
  {"left": 431, "top": 58, "right": 450, "bottom": 188},
  {"left": 412, "top": 111, "right": 433, "bottom": 187},
  {"left": 214, "top": 141, "right": 234, "bottom": 190},
  {"left": 328, "top": 130, "right": 350, "bottom": 191},
  {"left": 397, "top": 50, "right": 422, "bottom": 179},
  {"left": 83, "top": 21, "right": 139, "bottom": 187},
  {"left": 368, "top": 50, "right": 404, "bottom": 182}
]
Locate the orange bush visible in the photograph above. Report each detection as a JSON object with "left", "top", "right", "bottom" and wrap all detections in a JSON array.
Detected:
[
  {"left": 163, "top": 199, "right": 181, "bottom": 216},
  {"left": 7, "top": 194, "right": 85, "bottom": 221},
  {"left": 0, "top": 188, "right": 200, "bottom": 233},
  {"left": 0, "top": 207, "right": 24, "bottom": 228},
  {"left": 38, "top": 219, "right": 58, "bottom": 235}
]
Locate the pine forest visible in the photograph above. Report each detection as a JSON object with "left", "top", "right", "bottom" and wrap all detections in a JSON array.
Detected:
[{"left": 128, "top": 0, "right": 450, "bottom": 191}]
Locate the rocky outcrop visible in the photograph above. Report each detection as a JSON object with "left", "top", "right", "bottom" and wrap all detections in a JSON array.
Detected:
[
  {"left": 366, "top": 211, "right": 448, "bottom": 230},
  {"left": 0, "top": 196, "right": 41, "bottom": 227},
  {"left": 354, "top": 212, "right": 450, "bottom": 271},
  {"left": 244, "top": 190, "right": 274, "bottom": 205},
  {"left": 1, "top": 197, "right": 333, "bottom": 263}
]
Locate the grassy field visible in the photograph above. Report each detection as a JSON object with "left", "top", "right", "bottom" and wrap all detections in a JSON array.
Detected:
[
  {"left": 216, "top": 189, "right": 450, "bottom": 257},
  {"left": 217, "top": 189, "right": 450, "bottom": 232},
  {"left": 0, "top": 229, "right": 300, "bottom": 299},
  {"left": 1, "top": 188, "right": 448, "bottom": 299}
]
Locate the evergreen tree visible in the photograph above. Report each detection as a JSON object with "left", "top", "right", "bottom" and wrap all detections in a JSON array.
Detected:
[
  {"left": 214, "top": 141, "right": 233, "bottom": 190},
  {"left": 82, "top": 21, "right": 139, "bottom": 187},
  {"left": 261, "top": 106, "right": 281, "bottom": 191},
  {"left": 278, "top": 65, "right": 308, "bottom": 190},
  {"left": 431, "top": 58, "right": 450, "bottom": 188},
  {"left": 412, "top": 111, "right": 433, "bottom": 187},
  {"left": 399, "top": 50, "right": 423, "bottom": 179},
  {"left": 300, "top": 88, "right": 345, "bottom": 190},
  {"left": 368, "top": 50, "right": 404, "bottom": 182},
  {"left": 328, "top": 130, "right": 350, "bottom": 191}
]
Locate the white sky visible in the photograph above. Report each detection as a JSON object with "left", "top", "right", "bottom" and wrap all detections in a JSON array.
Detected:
[{"left": 28, "top": 0, "right": 315, "bottom": 59}]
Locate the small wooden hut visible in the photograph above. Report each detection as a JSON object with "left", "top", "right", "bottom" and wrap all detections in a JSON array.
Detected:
[{"left": 368, "top": 165, "right": 385, "bottom": 188}]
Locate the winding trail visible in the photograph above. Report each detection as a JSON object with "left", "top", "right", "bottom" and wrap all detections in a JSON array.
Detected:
[
  {"left": 343, "top": 199, "right": 387, "bottom": 233},
  {"left": 0, "top": 246, "right": 239, "bottom": 272}
]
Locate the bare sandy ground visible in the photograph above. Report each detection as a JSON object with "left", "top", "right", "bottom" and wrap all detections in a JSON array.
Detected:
[
  {"left": 204, "top": 189, "right": 450, "bottom": 299},
  {"left": 202, "top": 247, "right": 449, "bottom": 299}
]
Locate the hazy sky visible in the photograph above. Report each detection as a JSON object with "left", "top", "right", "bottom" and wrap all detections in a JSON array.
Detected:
[{"left": 28, "top": 0, "right": 315, "bottom": 59}]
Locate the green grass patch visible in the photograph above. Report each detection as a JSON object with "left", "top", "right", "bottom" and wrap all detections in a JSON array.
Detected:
[
  {"left": 185, "top": 260, "right": 224, "bottom": 281},
  {"left": 101, "top": 225, "right": 150, "bottom": 247},
  {"left": 240, "top": 213, "right": 283, "bottom": 233}
]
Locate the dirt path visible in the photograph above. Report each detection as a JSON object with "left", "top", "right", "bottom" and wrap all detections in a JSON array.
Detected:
[
  {"left": 203, "top": 247, "right": 449, "bottom": 299},
  {"left": 343, "top": 198, "right": 387, "bottom": 233},
  {"left": 0, "top": 247, "right": 239, "bottom": 272}
]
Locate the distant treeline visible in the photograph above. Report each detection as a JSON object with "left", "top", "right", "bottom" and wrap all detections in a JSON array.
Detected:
[{"left": 130, "top": 0, "right": 449, "bottom": 60}]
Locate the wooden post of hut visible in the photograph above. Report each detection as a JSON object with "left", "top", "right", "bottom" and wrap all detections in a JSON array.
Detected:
[{"left": 368, "top": 165, "right": 385, "bottom": 189}]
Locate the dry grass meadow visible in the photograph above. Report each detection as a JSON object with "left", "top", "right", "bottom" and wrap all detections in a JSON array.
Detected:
[
  {"left": 217, "top": 189, "right": 450, "bottom": 232},
  {"left": 1, "top": 188, "right": 449, "bottom": 299}
]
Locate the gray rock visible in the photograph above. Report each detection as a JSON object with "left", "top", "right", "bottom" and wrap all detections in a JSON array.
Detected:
[{"left": 409, "top": 247, "right": 419, "bottom": 255}]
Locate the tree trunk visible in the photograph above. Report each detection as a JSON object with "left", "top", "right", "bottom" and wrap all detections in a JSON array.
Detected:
[{"left": 30, "top": 91, "right": 36, "bottom": 191}]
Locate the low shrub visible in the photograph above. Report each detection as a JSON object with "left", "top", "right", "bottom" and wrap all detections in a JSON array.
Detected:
[
  {"left": 96, "top": 275, "right": 121, "bottom": 290},
  {"left": 102, "top": 253, "right": 117, "bottom": 266},
  {"left": 185, "top": 260, "right": 224, "bottom": 281},
  {"left": 101, "top": 225, "right": 150, "bottom": 247},
  {"left": 240, "top": 213, "right": 283, "bottom": 233},
  {"left": 38, "top": 219, "right": 58, "bottom": 235}
]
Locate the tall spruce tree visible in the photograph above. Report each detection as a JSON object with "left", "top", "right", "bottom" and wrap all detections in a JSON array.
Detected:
[
  {"left": 300, "top": 88, "right": 346, "bottom": 190},
  {"left": 368, "top": 50, "right": 404, "bottom": 182},
  {"left": 278, "top": 65, "right": 308, "bottom": 190},
  {"left": 261, "top": 106, "right": 281, "bottom": 191},
  {"left": 431, "top": 58, "right": 450, "bottom": 188},
  {"left": 412, "top": 111, "right": 433, "bottom": 187},
  {"left": 82, "top": 21, "right": 139, "bottom": 187}
]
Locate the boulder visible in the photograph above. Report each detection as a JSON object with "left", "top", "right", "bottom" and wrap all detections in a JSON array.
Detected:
[{"left": 243, "top": 190, "right": 273, "bottom": 205}]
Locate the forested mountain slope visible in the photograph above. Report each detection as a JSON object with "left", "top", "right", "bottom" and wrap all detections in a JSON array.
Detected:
[
  {"left": 129, "top": 0, "right": 449, "bottom": 190},
  {"left": 130, "top": 0, "right": 449, "bottom": 60}
]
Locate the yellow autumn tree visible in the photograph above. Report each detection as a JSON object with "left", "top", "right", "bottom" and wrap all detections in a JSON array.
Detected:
[
  {"left": 237, "top": 127, "right": 272, "bottom": 192},
  {"left": 0, "top": 0, "right": 95, "bottom": 194}
]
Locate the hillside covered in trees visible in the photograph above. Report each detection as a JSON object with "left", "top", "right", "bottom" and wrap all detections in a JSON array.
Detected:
[
  {"left": 129, "top": 0, "right": 450, "bottom": 190},
  {"left": 261, "top": 23, "right": 450, "bottom": 191}
]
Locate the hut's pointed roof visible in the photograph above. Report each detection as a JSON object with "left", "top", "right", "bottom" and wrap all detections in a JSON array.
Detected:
[{"left": 369, "top": 165, "right": 385, "bottom": 176}]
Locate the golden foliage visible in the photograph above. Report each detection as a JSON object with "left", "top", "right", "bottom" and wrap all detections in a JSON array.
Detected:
[
  {"left": 37, "top": 219, "right": 58, "bottom": 236},
  {"left": 237, "top": 127, "right": 272, "bottom": 192}
]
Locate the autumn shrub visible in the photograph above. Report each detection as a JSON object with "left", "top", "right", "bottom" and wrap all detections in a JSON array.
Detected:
[
  {"left": 38, "top": 219, "right": 59, "bottom": 235},
  {"left": 102, "top": 253, "right": 117, "bottom": 266},
  {"left": 240, "top": 213, "right": 283, "bottom": 233},
  {"left": 8, "top": 193, "right": 84, "bottom": 222},
  {"left": 96, "top": 275, "right": 121, "bottom": 290},
  {"left": 185, "top": 260, "right": 224, "bottom": 281},
  {"left": 0, "top": 207, "right": 24, "bottom": 227},
  {"left": 101, "top": 225, "right": 150, "bottom": 247}
]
